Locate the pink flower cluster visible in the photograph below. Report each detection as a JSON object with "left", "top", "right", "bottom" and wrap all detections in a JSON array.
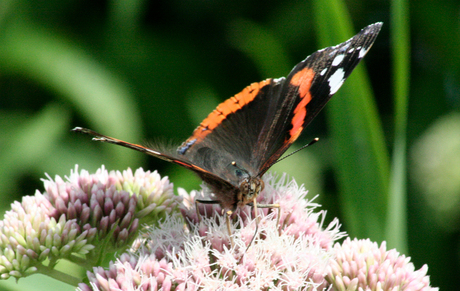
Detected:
[
  {"left": 0, "top": 166, "right": 437, "bottom": 290},
  {"left": 0, "top": 166, "right": 180, "bottom": 280},
  {"left": 328, "top": 238, "right": 436, "bottom": 291},
  {"left": 80, "top": 173, "right": 437, "bottom": 291}
]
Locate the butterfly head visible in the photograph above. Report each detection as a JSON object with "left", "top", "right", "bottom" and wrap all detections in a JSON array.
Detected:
[
  {"left": 226, "top": 161, "right": 263, "bottom": 207},
  {"left": 236, "top": 176, "right": 264, "bottom": 208}
]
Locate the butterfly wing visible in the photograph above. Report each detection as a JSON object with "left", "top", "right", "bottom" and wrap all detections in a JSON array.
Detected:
[
  {"left": 178, "top": 23, "right": 382, "bottom": 180},
  {"left": 176, "top": 79, "right": 286, "bottom": 180},
  {"left": 73, "top": 24, "right": 381, "bottom": 210},
  {"left": 256, "top": 22, "right": 383, "bottom": 175},
  {"left": 71, "top": 127, "right": 237, "bottom": 193}
]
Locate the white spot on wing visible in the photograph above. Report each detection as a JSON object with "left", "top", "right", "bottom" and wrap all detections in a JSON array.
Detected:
[
  {"left": 348, "top": 48, "right": 355, "bottom": 53},
  {"left": 341, "top": 42, "right": 351, "bottom": 51},
  {"left": 273, "top": 77, "right": 285, "bottom": 83},
  {"left": 328, "top": 68, "right": 345, "bottom": 95},
  {"left": 358, "top": 46, "right": 370, "bottom": 58},
  {"left": 320, "top": 68, "right": 327, "bottom": 76},
  {"left": 332, "top": 54, "right": 345, "bottom": 66}
]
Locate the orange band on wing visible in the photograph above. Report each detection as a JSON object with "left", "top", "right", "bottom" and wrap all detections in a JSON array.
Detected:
[
  {"left": 181, "top": 79, "right": 272, "bottom": 147},
  {"left": 288, "top": 67, "right": 315, "bottom": 140}
]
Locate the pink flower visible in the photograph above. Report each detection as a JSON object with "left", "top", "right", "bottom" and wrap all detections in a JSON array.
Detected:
[
  {"left": 0, "top": 166, "right": 437, "bottom": 290},
  {"left": 81, "top": 173, "right": 343, "bottom": 290},
  {"left": 0, "top": 166, "right": 180, "bottom": 280},
  {"left": 80, "top": 172, "right": 438, "bottom": 291},
  {"left": 327, "top": 238, "right": 438, "bottom": 291}
]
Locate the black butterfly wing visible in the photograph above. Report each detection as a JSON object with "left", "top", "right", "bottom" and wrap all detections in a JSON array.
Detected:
[
  {"left": 255, "top": 22, "right": 383, "bottom": 175},
  {"left": 178, "top": 23, "right": 382, "bottom": 181},
  {"left": 71, "top": 127, "right": 237, "bottom": 194},
  {"left": 176, "top": 79, "right": 286, "bottom": 181}
]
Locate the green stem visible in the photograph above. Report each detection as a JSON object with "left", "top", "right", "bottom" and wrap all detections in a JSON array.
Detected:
[
  {"left": 35, "top": 263, "right": 82, "bottom": 287},
  {"left": 69, "top": 254, "right": 94, "bottom": 270}
]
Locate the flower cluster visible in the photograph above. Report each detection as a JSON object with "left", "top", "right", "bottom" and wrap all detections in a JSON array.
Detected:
[
  {"left": 80, "top": 174, "right": 341, "bottom": 290},
  {"left": 0, "top": 166, "right": 181, "bottom": 280},
  {"left": 79, "top": 173, "right": 438, "bottom": 291},
  {"left": 0, "top": 166, "right": 438, "bottom": 290},
  {"left": 327, "top": 238, "right": 436, "bottom": 291}
]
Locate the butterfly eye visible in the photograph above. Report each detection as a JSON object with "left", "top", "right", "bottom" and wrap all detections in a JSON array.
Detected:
[
  {"left": 229, "top": 161, "right": 249, "bottom": 179},
  {"left": 235, "top": 169, "right": 245, "bottom": 178}
]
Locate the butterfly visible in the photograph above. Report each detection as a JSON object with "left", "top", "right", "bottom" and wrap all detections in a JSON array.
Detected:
[{"left": 73, "top": 22, "right": 382, "bottom": 213}]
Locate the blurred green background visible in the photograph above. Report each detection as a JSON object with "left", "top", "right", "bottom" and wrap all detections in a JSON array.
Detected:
[{"left": 0, "top": 0, "right": 458, "bottom": 290}]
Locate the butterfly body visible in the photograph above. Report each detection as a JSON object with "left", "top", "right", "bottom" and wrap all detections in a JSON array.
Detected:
[{"left": 73, "top": 22, "right": 382, "bottom": 211}]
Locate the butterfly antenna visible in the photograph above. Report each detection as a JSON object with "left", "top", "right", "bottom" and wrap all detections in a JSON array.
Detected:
[
  {"left": 239, "top": 221, "right": 259, "bottom": 262},
  {"left": 274, "top": 137, "right": 319, "bottom": 165}
]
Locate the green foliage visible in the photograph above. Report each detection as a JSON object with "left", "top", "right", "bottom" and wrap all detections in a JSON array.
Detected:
[{"left": 0, "top": 0, "right": 457, "bottom": 289}]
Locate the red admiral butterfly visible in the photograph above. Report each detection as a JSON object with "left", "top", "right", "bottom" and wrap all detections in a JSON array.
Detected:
[{"left": 73, "top": 23, "right": 382, "bottom": 212}]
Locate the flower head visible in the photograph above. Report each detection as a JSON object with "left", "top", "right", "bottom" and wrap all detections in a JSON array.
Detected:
[
  {"left": 181, "top": 173, "right": 344, "bottom": 250},
  {"left": 1, "top": 166, "right": 437, "bottom": 290},
  {"left": 327, "top": 238, "right": 438, "bottom": 291},
  {"left": 81, "top": 173, "right": 343, "bottom": 290},
  {"left": 0, "top": 165, "right": 181, "bottom": 280}
]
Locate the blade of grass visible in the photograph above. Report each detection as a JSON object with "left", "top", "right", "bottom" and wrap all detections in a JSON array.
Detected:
[
  {"left": 386, "top": 0, "right": 410, "bottom": 253},
  {"left": 312, "top": 0, "right": 390, "bottom": 241}
]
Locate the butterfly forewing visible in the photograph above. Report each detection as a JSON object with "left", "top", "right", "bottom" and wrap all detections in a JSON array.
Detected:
[
  {"left": 256, "top": 23, "right": 383, "bottom": 175},
  {"left": 71, "top": 127, "right": 237, "bottom": 196}
]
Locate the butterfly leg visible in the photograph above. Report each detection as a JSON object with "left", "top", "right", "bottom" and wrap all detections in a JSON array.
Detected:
[
  {"left": 252, "top": 198, "right": 260, "bottom": 225},
  {"left": 195, "top": 199, "right": 235, "bottom": 247},
  {"left": 250, "top": 203, "right": 281, "bottom": 235},
  {"left": 225, "top": 210, "right": 235, "bottom": 248},
  {"left": 194, "top": 200, "right": 202, "bottom": 222},
  {"left": 242, "top": 199, "right": 279, "bottom": 253},
  {"left": 243, "top": 201, "right": 260, "bottom": 254}
]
